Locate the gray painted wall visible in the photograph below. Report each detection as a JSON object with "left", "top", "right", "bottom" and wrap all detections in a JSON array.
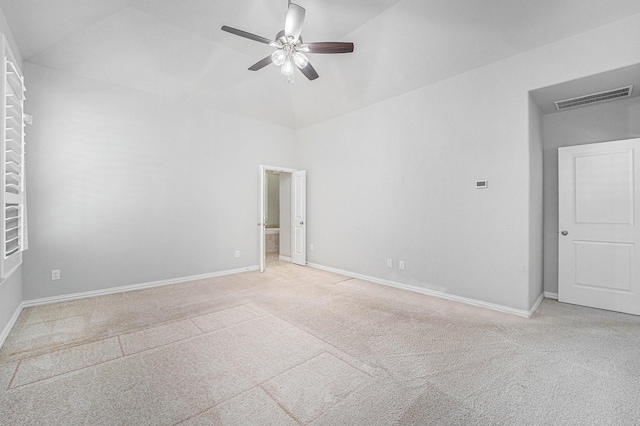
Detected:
[
  {"left": 297, "top": 71, "right": 533, "bottom": 311},
  {"left": 23, "top": 63, "right": 297, "bottom": 300},
  {"left": 297, "top": 14, "right": 640, "bottom": 312},
  {"left": 542, "top": 96, "right": 640, "bottom": 294}
]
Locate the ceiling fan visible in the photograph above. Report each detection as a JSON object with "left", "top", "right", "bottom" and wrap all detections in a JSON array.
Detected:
[{"left": 221, "top": 1, "right": 354, "bottom": 81}]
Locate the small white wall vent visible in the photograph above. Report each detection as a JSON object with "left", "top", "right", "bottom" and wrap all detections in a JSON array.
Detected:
[{"left": 554, "top": 85, "right": 633, "bottom": 111}]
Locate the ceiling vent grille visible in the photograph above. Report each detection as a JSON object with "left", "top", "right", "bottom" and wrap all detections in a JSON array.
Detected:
[{"left": 554, "top": 86, "right": 633, "bottom": 111}]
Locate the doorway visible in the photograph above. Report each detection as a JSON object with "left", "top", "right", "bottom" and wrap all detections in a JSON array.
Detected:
[
  {"left": 531, "top": 64, "right": 640, "bottom": 309},
  {"left": 259, "top": 165, "right": 306, "bottom": 272},
  {"left": 264, "top": 169, "right": 290, "bottom": 266}
]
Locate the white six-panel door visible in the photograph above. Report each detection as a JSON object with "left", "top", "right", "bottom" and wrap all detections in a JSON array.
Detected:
[{"left": 558, "top": 138, "right": 640, "bottom": 315}]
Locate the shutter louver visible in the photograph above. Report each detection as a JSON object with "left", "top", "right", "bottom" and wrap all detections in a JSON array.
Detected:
[{"left": 1, "top": 35, "right": 26, "bottom": 278}]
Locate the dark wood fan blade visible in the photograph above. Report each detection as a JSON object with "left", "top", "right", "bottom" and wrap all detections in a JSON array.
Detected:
[
  {"left": 248, "top": 56, "right": 273, "bottom": 71},
  {"left": 221, "top": 26, "right": 272, "bottom": 45},
  {"left": 298, "top": 61, "right": 319, "bottom": 80},
  {"left": 306, "top": 42, "right": 354, "bottom": 54}
]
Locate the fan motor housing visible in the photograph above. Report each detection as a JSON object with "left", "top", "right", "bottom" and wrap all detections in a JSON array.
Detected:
[{"left": 275, "top": 30, "right": 302, "bottom": 46}]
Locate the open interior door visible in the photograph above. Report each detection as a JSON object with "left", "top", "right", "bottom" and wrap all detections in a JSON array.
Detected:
[
  {"left": 558, "top": 138, "right": 640, "bottom": 315},
  {"left": 292, "top": 170, "right": 307, "bottom": 266},
  {"left": 259, "top": 167, "right": 266, "bottom": 272}
]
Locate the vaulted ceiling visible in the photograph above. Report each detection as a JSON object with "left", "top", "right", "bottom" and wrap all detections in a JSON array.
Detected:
[{"left": 2, "top": 0, "right": 640, "bottom": 129}]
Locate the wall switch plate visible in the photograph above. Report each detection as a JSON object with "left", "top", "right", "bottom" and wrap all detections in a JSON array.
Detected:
[
  {"left": 387, "top": 259, "right": 393, "bottom": 269},
  {"left": 235, "top": 250, "right": 240, "bottom": 258},
  {"left": 399, "top": 261, "right": 405, "bottom": 270},
  {"left": 51, "top": 269, "right": 61, "bottom": 280},
  {"left": 310, "top": 244, "right": 314, "bottom": 251}
]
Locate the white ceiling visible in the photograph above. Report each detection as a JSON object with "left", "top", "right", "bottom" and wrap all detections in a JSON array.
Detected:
[{"left": 2, "top": 0, "right": 640, "bottom": 129}]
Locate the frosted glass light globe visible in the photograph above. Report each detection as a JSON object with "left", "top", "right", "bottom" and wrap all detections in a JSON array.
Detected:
[
  {"left": 271, "top": 50, "right": 286, "bottom": 66},
  {"left": 293, "top": 52, "right": 308, "bottom": 69},
  {"left": 281, "top": 60, "right": 294, "bottom": 76}
]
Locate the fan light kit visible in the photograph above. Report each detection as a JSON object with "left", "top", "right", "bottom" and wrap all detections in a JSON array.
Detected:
[{"left": 221, "top": 2, "right": 354, "bottom": 82}]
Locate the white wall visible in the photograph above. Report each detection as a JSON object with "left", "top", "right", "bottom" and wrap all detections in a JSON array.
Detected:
[
  {"left": 23, "top": 63, "right": 297, "bottom": 300},
  {"left": 0, "top": 4, "right": 23, "bottom": 345},
  {"left": 297, "top": 13, "right": 640, "bottom": 312},
  {"left": 542, "top": 96, "right": 640, "bottom": 295}
]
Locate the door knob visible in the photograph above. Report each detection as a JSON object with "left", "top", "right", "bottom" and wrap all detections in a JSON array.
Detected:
[
  {"left": 561, "top": 231, "right": 568, "bottom": 236},
  {"left": 300, "top": 221, "right": 304, "bottom": 225}
]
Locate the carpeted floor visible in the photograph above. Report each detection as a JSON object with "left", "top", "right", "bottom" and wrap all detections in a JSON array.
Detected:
[{"left": 1, "top": 259, "right": 640, "bottom": 425}]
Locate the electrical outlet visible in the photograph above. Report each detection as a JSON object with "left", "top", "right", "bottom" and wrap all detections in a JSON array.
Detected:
[
  {"left": 386, "top": 259, "right": 393, "bottom": 269},
  {"left": 235, "top": 250, "right": 240, "bottom": 258},
  {"left": 51, "top": 269, "right": 61, "bottom": 280},
  {"left": 399, "top": 261, "right": 405, "bottom": 270},
  {"left": 310, "top": 244, "right": 314, "bottom": 251}
]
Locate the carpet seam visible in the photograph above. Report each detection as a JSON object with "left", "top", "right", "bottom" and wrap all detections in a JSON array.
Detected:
[
  {"left": 6, "top": 312, "right": 269, "bottom": 389},
  {"left": 8, "top": 348, "right": 123, "bottom": 390},
  {"left": 6, "top": 302, "right": 262, "bottom": 362},
  {"left": 172, "top": 354, "right": 323, "bottom": 426},
  {"left": 116, "top": 335, "right": 125, "bottom": 357},
  {"left": 259, "top": 383, "right": 304, "bottom": 425},
  {"left": 6, "top": 359, "right": 20, "bottom": 391},
  {"left": 3, "top": 336, "right": 121, "bottom": 370},
  {"left": 264, "top": 310, "right": 380, "bottom": 379},
  {"left": 115, "top": 312, "right": 269, "bottom": 357}
]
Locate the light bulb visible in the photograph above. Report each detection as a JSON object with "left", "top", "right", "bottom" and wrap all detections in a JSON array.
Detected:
[
  {"left": 271, "top": 50, "right": 286, "bottom": 66},
  {"left": 281, "top": 60, "right": 294, "bottom": 76},
  {"left": 293, "top": 52, "right": 308, "bottom": 69}
]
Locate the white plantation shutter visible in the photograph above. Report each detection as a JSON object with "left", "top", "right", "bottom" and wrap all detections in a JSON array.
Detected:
[{"left": 1, "top": 35, "right": 26, "bottom": 278}]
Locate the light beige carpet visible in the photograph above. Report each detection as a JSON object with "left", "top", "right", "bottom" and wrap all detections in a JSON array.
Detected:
[{"left": 1, "top": 261, "right": 640, "bottom": 425}]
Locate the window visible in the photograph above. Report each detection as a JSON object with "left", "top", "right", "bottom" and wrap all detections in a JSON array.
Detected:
[{"left": 1, "top": 34, "right": 27, "bottom": 279}]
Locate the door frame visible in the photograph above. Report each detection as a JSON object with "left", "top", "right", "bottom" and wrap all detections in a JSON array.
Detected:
[{"left": 259, "top": 165, "right": 298, "bottom": 272}]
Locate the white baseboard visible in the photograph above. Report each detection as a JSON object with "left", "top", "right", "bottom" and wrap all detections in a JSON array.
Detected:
[
  {"left": 529, "top": 292, "right": 545, "bottom": 316},
  {"left": 23, "top": 266, "right": 259, "bottom": 308},
  {"left": 308, "top": 263, "right": 541, "bottom": 318},
  {"left": 0, "top": 302, "right": 24, "bottom": 350},
  {"left": 279, "top": 255, "right": 292, "bottom": 262},
  {"left": 4, "top": 263, "right": 549, "bottom": 349}
]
